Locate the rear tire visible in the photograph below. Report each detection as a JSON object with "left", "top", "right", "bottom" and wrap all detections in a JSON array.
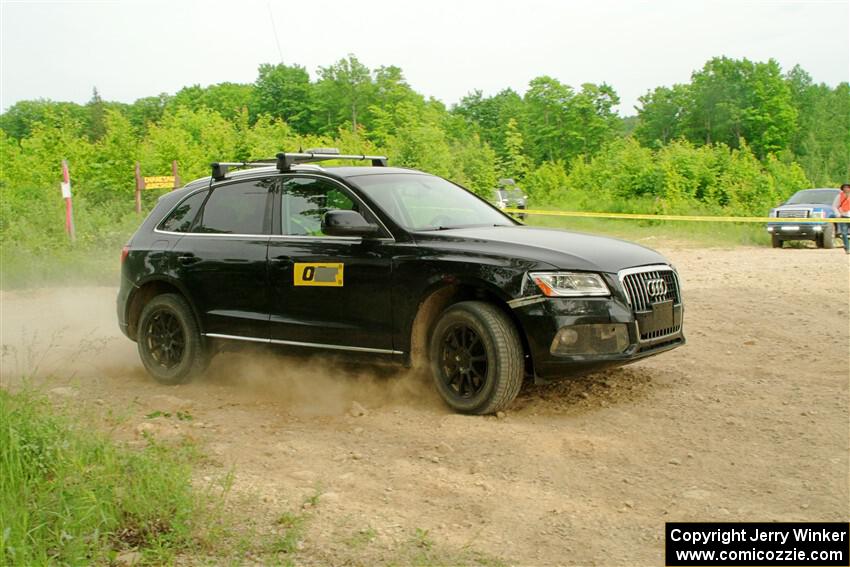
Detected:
[
  {"left": 137, "top": 293, "right": 209, "bottom": 385},
  {"left": 429, "top": 301, "right": 523, "bottom": 415},
  {"left": 822, "top": 224, "right": 835, "bottom": 249},
  {"left": 771, "top": 235, "right": 783, "bottom": 248}
]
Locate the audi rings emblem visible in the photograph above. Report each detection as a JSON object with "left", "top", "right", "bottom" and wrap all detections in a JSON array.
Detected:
[{"left": 646, "top": 278, "right": 668, "bottom": 298}]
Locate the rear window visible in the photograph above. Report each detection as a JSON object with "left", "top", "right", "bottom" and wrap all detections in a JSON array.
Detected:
[
  {"left": 159, "top": 190, "right": 208, "bottom": 232},
  {"left": 194, "top": 181, "right": 270, "bottom": 234}
]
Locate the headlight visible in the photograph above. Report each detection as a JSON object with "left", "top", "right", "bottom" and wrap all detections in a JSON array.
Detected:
[
  {"left": 810, "top": 210, "right": 825, "bottom": 218},
  {"left": 529, "top": 272, "right": 610, "bottom": 297}
]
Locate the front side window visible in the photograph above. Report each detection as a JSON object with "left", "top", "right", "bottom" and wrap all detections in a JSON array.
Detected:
[
  {"left": 160, "top": 190, "right": 208, "bottom": 232},
  {"left": 352, "top": 173, "right": 515, "bottom": 231},
  {"left": 281, "top": 177, "right": 362, "bottom": 236},
  {"left": 194, "top": 181, "right": 271, "bottom": 234}
]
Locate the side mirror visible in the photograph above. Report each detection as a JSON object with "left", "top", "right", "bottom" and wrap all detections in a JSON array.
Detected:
[{"left": 322, "top": 210, "right": 380, "bottom": 237}]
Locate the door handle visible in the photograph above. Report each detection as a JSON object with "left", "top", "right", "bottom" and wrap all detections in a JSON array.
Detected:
[
  {"left": 177, "top": 254, "right": 200, "bottom": 265},
  {"left": 269, "top": 256, "right": 291, "bottom": 264}
]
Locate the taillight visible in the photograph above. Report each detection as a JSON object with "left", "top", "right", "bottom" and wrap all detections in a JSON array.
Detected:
[{"left": 121, "top": 245, "right": 130, "bottom": 264}]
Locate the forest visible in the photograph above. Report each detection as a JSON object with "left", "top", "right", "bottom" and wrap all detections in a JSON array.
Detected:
[{"left": 1, "top": 54, "right": 848, "bottom": 283}]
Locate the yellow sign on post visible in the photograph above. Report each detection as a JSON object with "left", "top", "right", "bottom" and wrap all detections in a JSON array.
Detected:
[{"left": 144, "top": 176, "right": 176, "bottom": 189}]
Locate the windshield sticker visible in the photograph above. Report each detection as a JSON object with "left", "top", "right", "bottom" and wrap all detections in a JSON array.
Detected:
[{"left": 294, "top": 263, "right": 344, "bottom": 287}]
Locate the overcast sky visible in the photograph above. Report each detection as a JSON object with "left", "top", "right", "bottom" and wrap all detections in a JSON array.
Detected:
[{"left": 1, "top": 0, "right": 848, "bottom": 115}]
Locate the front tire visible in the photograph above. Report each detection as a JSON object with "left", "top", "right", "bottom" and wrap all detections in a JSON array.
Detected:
[
  {"left": 822, "top": 224, "right": 835, "bottom": 249},
  {"left": 771, "top": 234, "right": 783, "bottom": 248},
  {"left": 429, "top": 301, "right": 523, "bottom": 415},
  {"left": 137, "top": 293, "right": 208, "bottom": 385}
]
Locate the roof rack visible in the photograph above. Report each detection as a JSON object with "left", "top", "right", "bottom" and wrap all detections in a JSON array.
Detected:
[
  {"left": 276, "top": 149, "right": 388, "bottom": 172},
  {"left": 211, "top": 160, "right": 276, "bottom": 181},
  {"left": 210, "top": 149, "right": 388, "bottom": 180}
]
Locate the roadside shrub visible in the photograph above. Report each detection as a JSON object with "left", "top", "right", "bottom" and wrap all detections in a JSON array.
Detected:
[{"left": 0, "top": 390, "right": 198, "bottom": 565}]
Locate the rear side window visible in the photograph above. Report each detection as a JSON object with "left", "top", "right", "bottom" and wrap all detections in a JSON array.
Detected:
[
  {"left": 159, "top": 190, "right": 208, "bottom": 233},
  {"left": 194, "top": 181, "right": 271, "bottom": 234}
]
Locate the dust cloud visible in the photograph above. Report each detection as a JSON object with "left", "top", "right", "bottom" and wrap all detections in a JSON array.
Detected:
[{"left": 0, "top": 286, "right": 441, "bottom": 414}]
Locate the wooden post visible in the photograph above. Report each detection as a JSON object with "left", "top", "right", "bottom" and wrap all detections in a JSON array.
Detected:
[
  {"left": 61, "top": 160, "right": 76, "bottom": 242},
  {"left": 171, "top": 160, "right": 181, "bottom": 190},
  {"left": 134, "top": 161, "right": 144, "bottom": 213}
]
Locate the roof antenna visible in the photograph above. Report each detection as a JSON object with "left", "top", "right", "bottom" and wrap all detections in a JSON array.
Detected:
[{"left": 267, "top": 2, "right": 284, "bottom": 64}]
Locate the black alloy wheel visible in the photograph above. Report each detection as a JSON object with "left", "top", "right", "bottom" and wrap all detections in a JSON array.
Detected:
[
  {"left": 429, "top": 301, "right": 523, "bottom": 414},
  {"left": 137, "top": 293, "right": 209, "bottom": 385},
  {"left": 439, "top": 323, "right": 488, "bottom": 399},
  {"left": 144, "top": 309, "right": 186, "bottom": 369}
]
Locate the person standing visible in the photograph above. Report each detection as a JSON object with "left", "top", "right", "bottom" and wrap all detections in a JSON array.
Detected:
[{"left": 837, "top": 183, "right": 850, "bottom": 254}]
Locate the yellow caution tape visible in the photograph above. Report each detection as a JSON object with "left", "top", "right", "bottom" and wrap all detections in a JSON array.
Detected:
[{"left": 504, "top": 208, "right": 849, "bottom": 224}]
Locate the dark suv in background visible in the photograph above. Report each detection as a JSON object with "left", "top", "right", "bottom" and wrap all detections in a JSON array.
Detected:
[
  {"left": 492, "top": 178, "right": 528, "bottom": 219},
  {"left": 118, "top": 151, "right": 684, "bottom": 414}
]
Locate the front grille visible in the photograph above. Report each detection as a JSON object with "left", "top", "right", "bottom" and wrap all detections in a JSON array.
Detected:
[
  {"left": 620, "top": 267, "right": 681, "bottom": 313},
  {"left": 641, "top": 325, "right": 682, "bottom": 341},
  {"left": 776, "top": 209, "right": 809, "bottom": 218}
]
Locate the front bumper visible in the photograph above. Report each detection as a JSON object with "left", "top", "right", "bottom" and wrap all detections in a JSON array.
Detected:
[
  {"left": 766, "top": 222, "right": 827, "bottom": 239},
  {"left": 512, "top": 294, "right": 684, "bottom": 379}
]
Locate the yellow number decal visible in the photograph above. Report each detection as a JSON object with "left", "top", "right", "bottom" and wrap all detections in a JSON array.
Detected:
[{"left": 293, "top": 263, "right": 344, "bottom": 287}]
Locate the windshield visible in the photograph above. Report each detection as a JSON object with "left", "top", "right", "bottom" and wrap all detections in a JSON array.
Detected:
[
  {"left": 352, "top": 173, "right": 516, "bottom": 231},
  {"left": 785, "top": 189, "right": 838, "bottom": 205}
]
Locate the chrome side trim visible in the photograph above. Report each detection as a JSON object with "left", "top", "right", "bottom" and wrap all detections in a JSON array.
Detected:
[
  {"left": 203, "top": 333, "right": 403, "bottom": 355},
  {"left": 204, "top": 333, "right": 269, "bottom": 344},
  {"left": 154, "top": 229, "right": 271, "bottom": 238}
]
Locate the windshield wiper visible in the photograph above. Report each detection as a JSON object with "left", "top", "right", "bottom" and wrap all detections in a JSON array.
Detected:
[{"left": 418, "top": 223, "right": 513, "bottom": 232}]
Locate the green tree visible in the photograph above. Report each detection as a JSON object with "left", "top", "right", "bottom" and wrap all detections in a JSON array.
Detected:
[
  {"left": 316, "top": 55, "right": 374, "bottom": 134},
  {"left": 681, "top": 57, "right": 796, "bottom": 158},
  {"left": 635, "top": 84, "right": 689, "bottom": 146},
  {"left": 522, "top": 76, "right": 574, "bottom": 163},
  {"left": 786, "top": 65, "right": 850, "bottom": 184},
  {"left": 0, "top": 100, "right": 89, "bottom": 140},
  {"left": 87, "top": 87, "right": 107, "bottom": 141},
  {"left": 170, "top": 82, "right": 254, "bottom": 122},
  {"left": 741, "top": 59, "right": 797, "bottom": 157},
  {"left": 452, "top": 88, "right": 524, "bottom": 158},
  {"left": 522, "top": 77, "right": 619, "bottom": 165},
  {"left": 142, "top": 107, "right": 238, "bottom": 180},
  {"left": 499, "top": 118, "right": 530, "bottom": 181},
  {"left": 253, "top": 63, "right": 314, "bottom": 133},
  {"left": 125, "top": 94, "right": 170, "bottom": 134}
]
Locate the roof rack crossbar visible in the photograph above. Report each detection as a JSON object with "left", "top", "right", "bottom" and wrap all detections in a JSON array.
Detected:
[
  {"left": 211, "top": 151, "right": 389, "bottom": 180},
  {"left": 276, "top": 152, "right": 388, "bottom": 172},
  {"left": 211, "top": 160, "right": 276, "bottom": 181}
]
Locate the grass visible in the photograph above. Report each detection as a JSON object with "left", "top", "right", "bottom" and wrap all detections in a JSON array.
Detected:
[
  {"left": 270, "top": 511, "right": 308, "bottom": 554},
  {"left": 0, "top": 388, "right": 206, "bottom": 565},
  {"left": 522, "top": 211, "right": 772, "bottom": 247},
  {"left": 384, "top": 527, "right": 508, "bottom": 567},
  {"left": 1, "top": 243, "right": 123, "bottom": 289}
]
